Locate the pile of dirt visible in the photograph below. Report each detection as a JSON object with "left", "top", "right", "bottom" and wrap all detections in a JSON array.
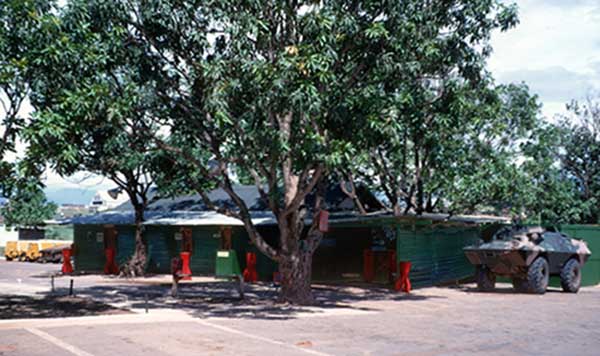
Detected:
[{"left": 0, "top": 295, "right": 131, "bottom": 320}]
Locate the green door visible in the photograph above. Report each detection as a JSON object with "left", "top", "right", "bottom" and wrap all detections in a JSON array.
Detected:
[
  {"left": 116, "top": 231, "right": 135, "bottom": 266},
  {"left": 189, "top": 228, "right": 220, "bottom": 275},
  {"left": 147, "top": 229, "right": 174, "bottom": 273},
  {"left": 74, "top": 225, "right": 104, "bottom": 272}
]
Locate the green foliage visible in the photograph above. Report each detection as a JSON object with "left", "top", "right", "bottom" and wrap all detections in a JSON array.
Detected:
[
  {"left": 341, "top": 1, "right": 537, "bottom": 216},
  {"left": 542, "top": 97, "right": 600, "bottom": 224},
  {"left": 25, "top": 0, "right": 159, "bottom": 214},
  {"left": 510, "top": 122, "right": 583, "bottom": 224},
  {"left": 1, "top": 171, "right": 56, "bottom": 228},
  {"left": 0, "top": 0, "right": 54, "bottom": 193},
  {"left": 45, "top": 224, "right": 73, "bottom": 240}
]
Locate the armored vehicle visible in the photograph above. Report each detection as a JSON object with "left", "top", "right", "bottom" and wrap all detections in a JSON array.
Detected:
[{"left": 464, "top": 226, "right": 591, "bottom": 294}]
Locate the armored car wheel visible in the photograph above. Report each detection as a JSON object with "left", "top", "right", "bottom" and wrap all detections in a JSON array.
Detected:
[
  {"left": 511, "top": 277, "right": 529, "bottom": 293},
  {"left": 560, "top": 258, "right": 581, "bottom": 293},
  {"left": 527, "top": 257, "right": 549, "bottom": 294},
  {"left": 476, "top": 266, "right": 496, "bottom": 292}
]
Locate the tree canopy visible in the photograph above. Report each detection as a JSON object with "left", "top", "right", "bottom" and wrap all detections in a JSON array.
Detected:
[
  {"left": 24, "top": 0, "right": 161, "bottom": 275},
  {"left": 1, "top": 172, "right": 56, "bottom": 229},
  {"left": 0, "top": 0, "right": 53, "bottom": 193}
]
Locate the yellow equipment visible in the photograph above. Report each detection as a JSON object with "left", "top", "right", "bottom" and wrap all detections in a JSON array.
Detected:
[
  {"left": 4, "top": 240, "right": 71, "bottom": 262},
  {"left": 4, "top": 241, "right": 19, "bottom": 261},
  {"left": 25, "top": 242, "right": 41, "bottom": 261}
]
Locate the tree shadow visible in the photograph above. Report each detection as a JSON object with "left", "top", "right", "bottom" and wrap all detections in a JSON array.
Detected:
[
  {"left": 51, "top": 280, "right": 446, "bottom": 320},
  {"left": 0, "top": 295, "right": 130, "bottom": 320},
  {"left": 454, "top": 283, "right": 565, "bottom": 295}
]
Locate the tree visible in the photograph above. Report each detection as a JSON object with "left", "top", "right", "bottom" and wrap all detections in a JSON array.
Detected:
[
  {"left": 1, "top": 172, "right": 56, "bottom": 229},
  {"left": 0, "top": 0, "right": 53, "bottom": 194},
  {"left": 115, "top": 0, "right": 525, "bottom": 304},
  {"left": 550, "top": 97, "right": 600, "bottom": 223},
  {"left": 25, "top": 1, "right": 161, "bottom": 276},
  {"left": 338, "top": 1, "right": 541, "bottom": 217}
]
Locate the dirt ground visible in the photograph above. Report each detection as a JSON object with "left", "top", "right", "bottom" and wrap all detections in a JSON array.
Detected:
[{"left": 1, "top": 260, "right": 600, "bottom": 355}]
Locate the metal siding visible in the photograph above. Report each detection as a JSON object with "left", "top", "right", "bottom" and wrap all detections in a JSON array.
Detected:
[
  {"left": 73, "top": 225, "right": 104, "bottom": 272},
  {"left": 116, "top": 227, "right": 136, "bottom": 266},
  {"left": 189, "top": 227, "right": 220, "bottom": 275},
  {"left": 558, "top": 225, "right": 600, "bottom": 286},
  {"left": 231, "top": 227, "right": 247, "bottom": 274},
  {"left": 231, "top": 226, "right": 278, "bottom": 281},
  {"left": 146, "top": 226, "right": 176, "bottom": 273},
  {"left": 397, "top": 226, "right": 480, "bottom": 288},
  {"left": 250, "top": 226, "right": 279, "bottom": 281}
]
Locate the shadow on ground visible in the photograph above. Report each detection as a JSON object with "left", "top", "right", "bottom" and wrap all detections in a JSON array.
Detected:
[
  {"left": 0, "top": 295, "right": 130, "bottom": 319},
  {"left": 451, "top": 283, "right": 565, "bottom": 295},
  {"left": 47, "top": 280, "right": 446, "bottom": 320}
]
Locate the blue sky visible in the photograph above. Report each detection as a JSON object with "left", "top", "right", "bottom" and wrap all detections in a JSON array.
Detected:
[{"left": 3, "top": 0, "right": 599, "bottom": 199}]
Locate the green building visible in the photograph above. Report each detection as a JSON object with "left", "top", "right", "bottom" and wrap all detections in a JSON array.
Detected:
[
  {"left": 71, "top": 186, "right": 600, "bottom": 288},
  {"left": 70, "top": 184, "right": 513, "bottom": 287}
]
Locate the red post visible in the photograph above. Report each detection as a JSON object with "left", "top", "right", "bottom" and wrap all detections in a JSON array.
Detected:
[
  {"left": 243, "top": 252, "right": 258, "bottom": 282},
  {"left": 180, "top": 252, "right": 192, "bottom": 280},
  {"left": 394, "top": 261, "right": 412, "bottom": 293},
  {"left": 104, "top": 247, "right": 118, "bottom": 275},
  {"left": 61, "top": 248, "right": 73, "bottom": 274},
  {"left": 363, "top": 249, "right": 374, "bottom": 282}
]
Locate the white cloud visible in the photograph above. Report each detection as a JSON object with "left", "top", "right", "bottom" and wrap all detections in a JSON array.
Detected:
[
  {"left": 497, "top": 66, "right": 598, "bottom": 102},
  {"left": 43, "top": 170, "right": 116, "bottom": 190},
  {"left": 489, "top": 0, "right": 600, "bottom": 118}
]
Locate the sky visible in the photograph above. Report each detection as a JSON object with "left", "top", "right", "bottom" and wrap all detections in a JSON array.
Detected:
[
  {"left": 489, "top": 0, "right": 600, "bottom": 118},
  {"left": 3, "top": 0, "right": 600, "bottom": 203}
]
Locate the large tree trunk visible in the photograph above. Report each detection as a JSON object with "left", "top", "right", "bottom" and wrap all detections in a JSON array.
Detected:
[
  {"left": 120, "top": 206, "right": 146, "bottom": 277},
  {"left": 279, "top": 248, "right": 314, "bottom": 305}
]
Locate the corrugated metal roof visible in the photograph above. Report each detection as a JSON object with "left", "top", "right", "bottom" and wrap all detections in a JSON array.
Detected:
[
  {"left": 68, "top": 210, "right": 277, "bottom": 226},
  {"left": 325, "top": 211, "right": 510, "bottom": 225},
  {"left": 144, "top": 211, "right": 277, "bottom": 226}
]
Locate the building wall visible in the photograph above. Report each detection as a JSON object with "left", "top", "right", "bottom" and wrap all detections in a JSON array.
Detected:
[
  {"left": 18, "top": 228, "right": 45, "bottom": 240},
  {"left": 73, "top": 219, "right": 486, "bottom": 288},
  {"left": 73, "top": 224, "right": 105, "bottom": 272},
  {"left": 73, "top": 223, "right": 278, "bottom": 279},
  {"left": 311, "top": 219, "right": 482, "bottom": 288},
  {"left": 0, "top": 226, "right": 18, "bottom": 247},
  {"left": 396, "top": 224, "right": 481, "bottom": 288},
  {"left": 312, "top": 227, "right": 373, "bottom": 282},
  {"left": 558, "top": 224, "right": 600, "bottom": 286},
  {"left": 145, "top": 226, "right": 178, "bottom": 274}
]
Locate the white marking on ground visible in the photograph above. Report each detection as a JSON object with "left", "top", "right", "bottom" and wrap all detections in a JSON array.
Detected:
[
  {"left": 194, "top": 319, "right": 334, "bottom": 356},
  {"left": 25, "top": 327, "right": 95, "bottom": 356},
  {"left": 0, "top": 282, "right": 48, "bottom": 296}
]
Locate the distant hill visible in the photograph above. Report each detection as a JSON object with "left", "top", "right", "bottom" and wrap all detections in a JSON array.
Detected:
[{"left": 44, "top": 187, "right": 98, "bottom": 205}]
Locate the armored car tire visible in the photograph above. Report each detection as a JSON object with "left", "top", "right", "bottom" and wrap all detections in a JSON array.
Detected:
[
  {"left": 560, "top": 258, "right": 581, "bottom": 293},
  {"left": 511, "top": 277, "right": 529, "bottom": 293},
  {"left": 526, "top": 257, "right": 549, "bottom": 294},
  {"left": 476, "top": 266, "right": 496, "bottom": 292}
]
